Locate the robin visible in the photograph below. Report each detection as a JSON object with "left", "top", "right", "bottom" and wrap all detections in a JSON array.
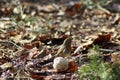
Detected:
[
  {"left": 38, "top": 37, "right": 72, "bottom": 65},
  {"left": 55, "top": 37, "right": 72, "bottom": 57}
]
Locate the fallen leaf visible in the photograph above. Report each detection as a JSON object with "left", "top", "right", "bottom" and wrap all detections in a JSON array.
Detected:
[
  {"left": 111, "top": 51, "right": 120, "bottom": 65},
  {"left": 8, "top": 31, "right": 17, "bottom": 36},
  {"left": 113, "top": 17, "right": 120, "bottom": 25},
  {"left": 0, "top": 62, "right": 12, "bottom": 70},
  {"left": 0, "top": 57, "right": 11, "bottom": 64},
  {"left": 34, "top": 34, "right": 51, "bottom": 45},
  {"left": 30, "top": 75, "right": 44, "bottom": 80},
  {"left": 91, "top": 9, "right": 111, "bottom": 19},
  {"left": 24, "top": 41, "right": 43, "bottom": 49},
  {"left": 65, "top": 2, "right": 84, "bottom": 16},
  {"left": 47, "top": 74, "right": 66, "bottom": 80},
  {"left": 31, "top": 41, "right": 44, "bottom": 48},
  {"left": 73, "top": 34, "right": 111, "bottom": 55},
  {"left": 40, "top": 5, "right": 58, "bottom": 13},
  {"left": 93, "top": 34, "right": 111, "bottom": 46},
  {"left": 66, "top": 60, "right": 78, "bottom": 72},
  {"left": 0, "top": 7, "right": 13, "bottom": 17},
  {"left": 10, "top": 33, "right": 36, "bottom": 44},
  {"left": 51, "top": 35, "right": 68, "bottom": 45},
  {"left": 27, "top": 69, "right": 49, "bottom": 80},
  {"left": 23, "top": 44, "right": 34, "bottom": 49},
  {"left": 27, "top": 47, "right": 38, "bottom": 60}
]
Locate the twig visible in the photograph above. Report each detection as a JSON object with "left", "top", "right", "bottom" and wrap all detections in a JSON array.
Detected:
[
  {"left": 96, "top": 2, "right": 110, "bottom": 14},
  {"left": 99, "top": 48, "right": 117, "bottom": 52},
  {"left": 0, "top": 40, "right": 22, "bottom": 49}
]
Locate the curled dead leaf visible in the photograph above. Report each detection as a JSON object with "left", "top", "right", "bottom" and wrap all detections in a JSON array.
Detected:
[
  {"left": 113, "top": 17, "right": 120, "bottom": 25},
  {"left": 29, "top": 74, "right": 44, "bottom": 80},
  {"left": 27, "top": 48, "right": 38, "bottom": 60},
  {"left": 26, "top": 68, "right": 49, "bottom": 80},
  {"left": 73, "top": 34, "right": 111, "bottom": 55},
  {"left": 0, "top": 7, "right": 13, "bottom": 16},
  {"left": 0, "top": 62, "right": 12, "bottom": 70},
  {"left": 24, "top": 41, "right": 44, "bottom": 49},
  {"left": 10, "top": 33, "right": 36, "bottom": 44},
  {"left": 111, "top": 51, "right": 120, "bottom": 65},
  {"left": 65, "top": 2, "right": 84, "bottom": 16},
  {"left": 66, "top": 60, "right": 78, "bottom": 72},
  {"left": 51, "top": 35, "right": 68, "bottom": 45},
  {"left": 35, "top": 34, "right": 51, "bottom": 45},
  {"left": 93, "top": 34, "right": 111, "bottom": 46}
]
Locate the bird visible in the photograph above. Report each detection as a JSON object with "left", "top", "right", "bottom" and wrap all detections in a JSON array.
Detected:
[
  {"left": 55, "top": 37, "right": 72, "bottom": 57},
  {"left": 38, "top": 37, "right": 72, "bottom": 65}
]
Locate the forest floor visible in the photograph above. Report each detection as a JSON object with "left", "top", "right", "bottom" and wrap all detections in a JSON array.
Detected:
[{"left": 0, "top": 0, "right": 120, "bottom": 80}]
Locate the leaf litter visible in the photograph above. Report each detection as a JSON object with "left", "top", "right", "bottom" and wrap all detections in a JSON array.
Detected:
[{"left": 0, "top": 0, "right": 120, "bottom": 80}]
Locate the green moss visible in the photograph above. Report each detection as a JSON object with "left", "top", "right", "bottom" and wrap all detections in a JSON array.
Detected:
[{"left": 78, "top": 45, "right": 120, "bottom": 80}]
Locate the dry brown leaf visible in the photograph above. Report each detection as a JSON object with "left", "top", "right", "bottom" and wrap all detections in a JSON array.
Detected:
[
  {"left": 40, "top": 5, "right": 57, "bottom": 13},
  {"left": 66, "top": 60, "right": 78, "bottom": 72},
  {"left": 0, "top": 57, "right": 11, "bottom": 65},
  {"left": 26, "top": 69, "right": 49, "bottom": 80},
  {"left": 113, "top": 17, "right": 120, "bottom": 25},
  {"left": 73, "top": 34, "right": 111, "bottom": 55},
  {"left": 27, "top": 48, "right": 38, "bottom": 60},
  {"left": 65, "top": 2, "right": 84, "bottom": 16},
  {"left": 24, "top": 41, "right": 43, "bottom": 49},
  {"left": 51, "top": 35, "right": 68, "bottom": 45},
  {"left": 46, "top": 74, "right": 66, "bottom": 80},
  {"left": 8, "top": 31, "right": 17, "bottom": 36},
  {"left": 91, "top": 9, "right": 111, "bottom": 19},
  {"left": 0, "top": 7, "right": 13, "bottom": 17},
  {"left": 10, "top": 33, "right": 36, "bottom": 44},
  {"left": 30, "top": 75, "right": 44, "bottom": 80},
  {"left": 35, "top": 34, "right": 51, "bottom": 44},
  {"left": 23, "top": 44, "right": 34, "bottom": 49},
  {"left": 93, "top": 34, "right": 111, "bottom": 46},
  {"left": 0, "top": 62, "right": 12, "bottom": 70},
  {"left": 111, "top": 51, "right": 120, "bottom": 65}
]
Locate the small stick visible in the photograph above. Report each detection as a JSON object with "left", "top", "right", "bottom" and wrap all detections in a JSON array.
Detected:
[{"left": 99, "top": 48, "right": 117, "bottom": 52}]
